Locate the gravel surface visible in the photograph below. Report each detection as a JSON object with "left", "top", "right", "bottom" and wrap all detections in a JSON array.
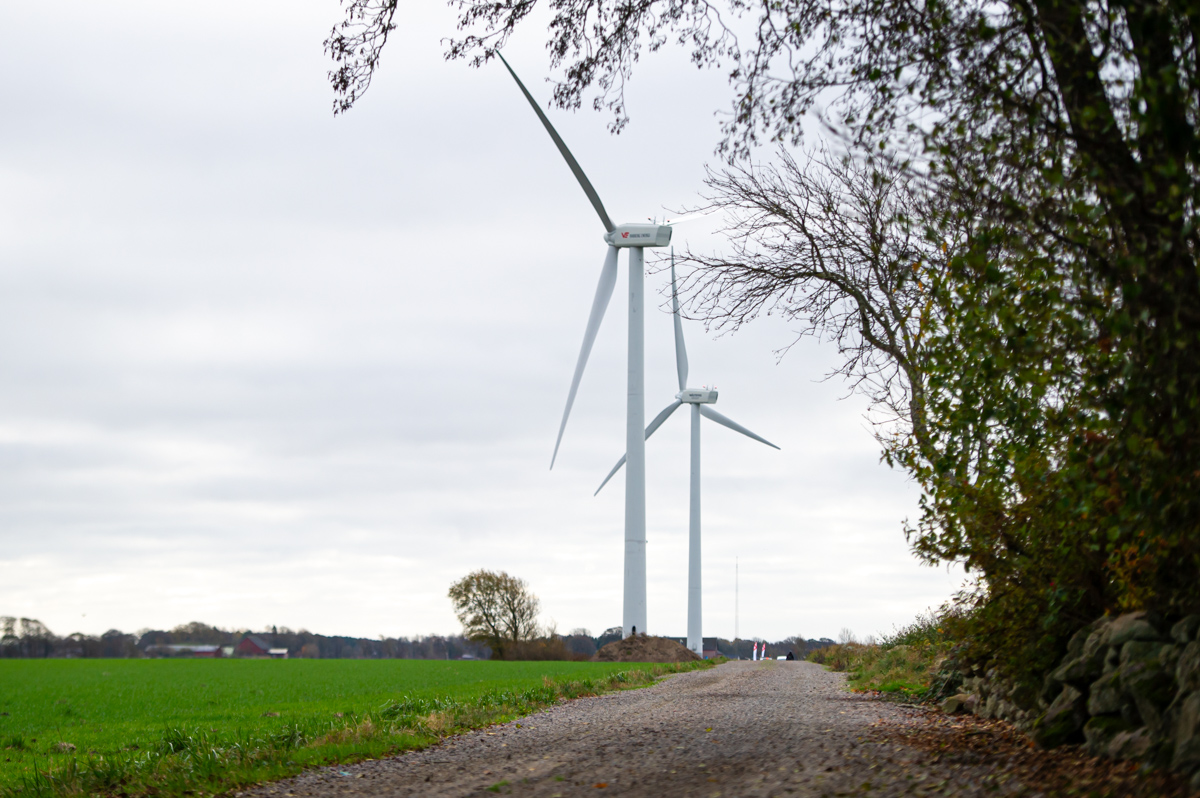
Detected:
[{"left": 240, "top": 660, "right": 1054, "bottom": 797}]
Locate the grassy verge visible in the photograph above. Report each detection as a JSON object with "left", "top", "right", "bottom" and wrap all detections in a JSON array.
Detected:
[
  {"left": 807, "top": 612, "right": 962, "bottom": 701},
  {"left": 0, "top": 659, "right": 708, "bottom": 798}
]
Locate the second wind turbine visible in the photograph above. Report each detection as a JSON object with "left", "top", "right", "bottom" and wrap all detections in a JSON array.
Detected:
[
  {"left": 596, "top": 256, "right": 780, "bottom": 656},
  {"left": 497, "top": 53, "right": 672, "bottom": 638}
]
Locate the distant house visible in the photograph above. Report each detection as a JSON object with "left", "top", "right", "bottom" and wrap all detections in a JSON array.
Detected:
[
  {"left": 267, "top": 648, "right": 289, "bottom": 659},
  {"left": 237, "top": 636, "right": 271, "bottom": 657}
]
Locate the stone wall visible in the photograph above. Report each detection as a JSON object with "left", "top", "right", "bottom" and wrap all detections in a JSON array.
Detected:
[
  {"left": 945, "top": 611, "right": 1200, "bottom": 789},
  {"left": 947, "top": 670, "right": 1037, "bottom": 732}
]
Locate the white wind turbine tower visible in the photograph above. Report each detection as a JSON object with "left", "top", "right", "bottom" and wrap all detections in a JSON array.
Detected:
[
  {"left": 496, "top": 54, "right": 674, "bottom": 638},
  {"left": 595, "top": 255, "right": 780, "bottom": 656}
]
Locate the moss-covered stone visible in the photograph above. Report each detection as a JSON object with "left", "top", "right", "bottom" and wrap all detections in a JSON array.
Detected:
[
  {"left": 1120, "top": 641, "right": 1175, "bottom": 735},
  {"left": 1010, "top": 681, "right": 1038, "bottom": 710},
  {"left": 1033, "top": 684, "right": 1087, "bottom": 748},
  {"left": 1108, "top": 727, "right": 1154, "bottom": 760},
  {"left": 1108, "top": 612, "right": 1160, "bottom": 647},
  {"left": 1051, "top": 622, "right": 1113, "bottom": 686},
  {"left": 1177, "top": 641, "right": 1200, "bottom": 693},
  {"left": 1171, "top": 616, "right": 1200, "bottom": 646},
  {"left": 1160, "top": 644, "right": 1180, "bottom": 687},
  {"left": 1039, "top": 670, "right": 1062, "bottom": 704},
  {"left": 1119, "top": 640, "right": 1164, "bottom": 667},
  {"left": 1083, "top": 715, "right": 1133, "bottom": 755},
  {"left": 1087, "top": 669, "right": 1123, "bottom": 716},
  {"left": 1081, "top": 618, "right": 1113, "bottom": 662},
  {"left": 1066, "top": 625, "right": 1092, "bottom": 659},
  {"left": 1172, "top": 691, "right": 1200, "bottom": 774}
]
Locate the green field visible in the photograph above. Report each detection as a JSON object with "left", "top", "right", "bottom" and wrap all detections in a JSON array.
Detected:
[{"left": 0, "top": 658, "right": 705, "bottom": 797}]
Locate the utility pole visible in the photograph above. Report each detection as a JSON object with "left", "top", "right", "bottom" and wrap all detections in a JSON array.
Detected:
[{"left": 734, "top": 557, "right": 739, "bottom": 657}]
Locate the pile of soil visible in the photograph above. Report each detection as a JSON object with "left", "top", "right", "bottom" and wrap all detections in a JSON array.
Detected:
[{"left": 590, "top": 634, "right": 701, "bottom": 663}]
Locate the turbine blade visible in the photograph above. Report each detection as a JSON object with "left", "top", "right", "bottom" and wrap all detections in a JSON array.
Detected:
[
  {"left": 594, "top": 400, "right": 683, "bottom": 495},
  {"left": 551, "top": 246, "right": 620, "bottom": 468},
  {"left": 699, "top": 405, "right": 780, "bottom": 450},
  {"left": 646, "top": 399, "right": 684, "bottom": 438},
  {"left": 663, "top": 208, "right": 715, "bottom": 225},
  {"left": 671, "top": 252, "right": 689, "bottom": 391},
  {"left": 496, "top": 52, "right": 615, "bottom": 233},
  {"left": 594, "top": 454, "right": 627, "bottom": 497}
]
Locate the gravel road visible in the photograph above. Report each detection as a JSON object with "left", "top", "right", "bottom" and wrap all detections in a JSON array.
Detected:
[{"left": 246, "top": 660, "right": 1032, "bottom": 797}]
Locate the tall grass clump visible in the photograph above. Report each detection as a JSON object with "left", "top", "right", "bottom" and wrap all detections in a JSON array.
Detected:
[{"left": 807, "top": 609, "right": 965, "bottom": 700}]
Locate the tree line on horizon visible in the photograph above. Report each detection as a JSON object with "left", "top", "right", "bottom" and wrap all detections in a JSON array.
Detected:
[
  {"left": 0, "top": 616, "right": 831, "bottom": 661},
  {"left": 0, "top": 618, "right": 488, "bottom": 660}
]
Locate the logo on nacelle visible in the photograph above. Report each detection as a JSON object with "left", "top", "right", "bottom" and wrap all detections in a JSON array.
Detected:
[{"left": 605, "top": 224, "right": 672, "bottom": 248}]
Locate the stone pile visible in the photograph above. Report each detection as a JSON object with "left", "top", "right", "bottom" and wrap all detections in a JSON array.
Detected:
[
  {"left": 945, "top": 611, "right": 1200, "bottom": 787},
  {"left": 590, "top": 633, "right": 701, "bottom": 663}
]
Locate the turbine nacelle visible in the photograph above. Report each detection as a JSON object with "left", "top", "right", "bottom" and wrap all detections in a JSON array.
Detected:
[
  {"left": 604, "top": 224, "right": 673, "bottom": 248},
  {"left": 678, "top": 389, "right": 718, "bottom": 404}
]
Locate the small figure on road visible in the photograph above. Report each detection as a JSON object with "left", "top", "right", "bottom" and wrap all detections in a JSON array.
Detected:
[{"left": 786, "top": 651, "right": 795, "bottom": 660}]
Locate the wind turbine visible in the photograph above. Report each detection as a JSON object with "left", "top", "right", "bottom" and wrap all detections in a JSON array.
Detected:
[
  {"left": 496, "top": 53, "right": 673, "bottom": 638},
  {"left": 595, "top": 255, "right": 780, "bottom": 656}
]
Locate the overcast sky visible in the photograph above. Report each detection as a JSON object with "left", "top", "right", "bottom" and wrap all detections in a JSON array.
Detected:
[{"left": 0, "top": 1, "right": 963, "bottom": 643}]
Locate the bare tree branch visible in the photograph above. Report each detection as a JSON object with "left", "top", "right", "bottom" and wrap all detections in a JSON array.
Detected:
[{"left": 670, "top": 148, "right": 958, "bottom": 460}]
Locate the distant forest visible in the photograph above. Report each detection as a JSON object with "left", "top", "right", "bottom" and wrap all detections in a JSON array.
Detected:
[{"left": 0, "top": 617, "right": 833, "bottom": 660}]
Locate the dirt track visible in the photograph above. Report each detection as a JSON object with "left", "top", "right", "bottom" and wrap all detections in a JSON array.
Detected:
[{"left": 241, "top": 660, "right": 1059, "bottom": 797}]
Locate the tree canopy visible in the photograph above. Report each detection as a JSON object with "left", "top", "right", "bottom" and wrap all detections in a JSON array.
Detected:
[{"left": 448, "top": 569, "right": 541, "bottom": 658}]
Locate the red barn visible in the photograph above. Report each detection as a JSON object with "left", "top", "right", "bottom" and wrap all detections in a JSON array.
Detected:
[{"left": 236, "top": 635, "right": 271, "bottom": 657}]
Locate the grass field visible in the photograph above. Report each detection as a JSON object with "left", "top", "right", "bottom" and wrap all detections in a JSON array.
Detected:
[{"left": 0, "top": 658, "right": 707, "bottom": 797}]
